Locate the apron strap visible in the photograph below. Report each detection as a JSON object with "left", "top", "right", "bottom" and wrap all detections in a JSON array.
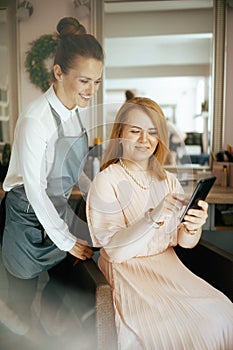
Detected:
[
  {"left": 75, "top": 108, "right": 85, "bottom": 132},
  {"left": 49, "top": 104, "right": 64, "bottom": 138},
  {"left": 75, "top": 108, "right": 89, "bottom": 145},
  {"left": 49, "top": 104, "right": 88, "bottom": 145}
]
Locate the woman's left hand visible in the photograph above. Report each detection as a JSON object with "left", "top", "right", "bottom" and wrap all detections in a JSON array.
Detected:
[
  {"left": 182, "top": 200, "right": 208, "bottom": 232},
  {"left": 69, "top": 241, "right": 94, "bottom": 260}
]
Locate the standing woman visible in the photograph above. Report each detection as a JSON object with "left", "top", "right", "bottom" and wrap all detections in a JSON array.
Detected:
[{"left": 1, "top": 17, "right": 103, "bottom": 329}]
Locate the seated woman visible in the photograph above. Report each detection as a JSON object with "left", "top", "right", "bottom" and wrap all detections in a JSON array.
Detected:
[{"left": 86, "top": 97, "right": 233, "bottom": 350}]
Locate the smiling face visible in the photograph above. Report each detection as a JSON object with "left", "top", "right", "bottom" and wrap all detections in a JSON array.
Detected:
[
  {"left": 53, "top": 56, "right": 103, "bottom": 109},
  {"left": 120, "top": 108, "right": 159, "bottom": 170}
]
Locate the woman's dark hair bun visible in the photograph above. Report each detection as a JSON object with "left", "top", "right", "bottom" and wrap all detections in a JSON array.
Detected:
[{"left": 56, "top": 17, "right": 86, "bottom": 36}]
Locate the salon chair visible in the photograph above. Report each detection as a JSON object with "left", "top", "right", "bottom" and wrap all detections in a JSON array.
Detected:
[
  {"left": 71, "top": 198, "right": 117, "bottom": 349},
  {"left": 74, "top": 258, "right": 117, "bottom": 350}
]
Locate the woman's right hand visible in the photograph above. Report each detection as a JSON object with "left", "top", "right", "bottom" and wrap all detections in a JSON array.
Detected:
[
  {"left": 69, "top": 241, "right": 93, "bottom": 260},
  {"left": 150, "top": 193, "right": 184, "bottom": 225}
]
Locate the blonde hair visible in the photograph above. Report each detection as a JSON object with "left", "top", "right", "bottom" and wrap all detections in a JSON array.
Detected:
[{"left": 101, "top": 97, "right": 169, "bottom": 180}]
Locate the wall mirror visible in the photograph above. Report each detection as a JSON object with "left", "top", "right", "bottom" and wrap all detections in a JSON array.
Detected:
[{"left": 97, "top": 0, "right": 225, "bottom": 170}]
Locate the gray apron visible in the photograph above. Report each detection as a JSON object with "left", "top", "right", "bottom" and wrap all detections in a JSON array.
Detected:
[{"left": 2, "top": 106, "right": 89, "bottom": 279}]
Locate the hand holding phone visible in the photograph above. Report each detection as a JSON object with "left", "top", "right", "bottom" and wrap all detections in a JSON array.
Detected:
[{"left": 180, "top": 176, "right": 216, "bottom": 222}]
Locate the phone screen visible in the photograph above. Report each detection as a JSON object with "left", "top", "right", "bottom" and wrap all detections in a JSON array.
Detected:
[{"left": 180, "top": 176, "right": 216, "bottom": 222}]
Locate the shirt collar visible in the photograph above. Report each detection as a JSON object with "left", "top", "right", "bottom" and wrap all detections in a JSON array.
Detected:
[{"left": 45, "top": 85, "right": 80, "bottom": 121}]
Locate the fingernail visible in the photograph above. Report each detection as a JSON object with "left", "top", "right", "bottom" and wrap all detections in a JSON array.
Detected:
[{"left": 73, "top": 259, "right": 80, "bottom": 266}]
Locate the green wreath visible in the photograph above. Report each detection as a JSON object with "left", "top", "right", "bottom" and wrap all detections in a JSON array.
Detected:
[{"left": 25, "top": 34, "right": 58, "bottom": 92}]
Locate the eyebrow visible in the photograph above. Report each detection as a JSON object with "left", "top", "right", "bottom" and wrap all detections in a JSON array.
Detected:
[
  {"left": 129, "top": 125, "right": 157, "bottom": 130},
  {"left": 79, "top": 76, "right": 102, "bottom": 81}
]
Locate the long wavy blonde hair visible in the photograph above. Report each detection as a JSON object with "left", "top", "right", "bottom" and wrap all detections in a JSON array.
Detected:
[{"left": 101, "top": 97, "right": 169, "bottom": 180}]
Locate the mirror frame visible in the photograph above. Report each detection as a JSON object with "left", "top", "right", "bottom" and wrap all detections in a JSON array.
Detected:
[
  {"left": 212, "top": 0, "right": 225, "bottom": 155},
  {"left": 92, "top": 0, "right": 226, "bottom": 171},
  {"left": 0, "top": 0, "right": 18, "bottom": 145}
]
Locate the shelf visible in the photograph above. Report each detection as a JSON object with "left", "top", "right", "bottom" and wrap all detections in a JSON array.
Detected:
[{"left": 215, "top": 226, "right": 233, "bottom": 231}]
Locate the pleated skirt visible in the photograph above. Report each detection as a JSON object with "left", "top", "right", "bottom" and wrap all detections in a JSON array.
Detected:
[{"left": 99, "top": 247, "right": 233, "bottom": 350}]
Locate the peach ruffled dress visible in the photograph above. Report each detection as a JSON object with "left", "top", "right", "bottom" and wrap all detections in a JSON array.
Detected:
[{"left": 87, "top": 164, "right": 233, "bottom": 350}]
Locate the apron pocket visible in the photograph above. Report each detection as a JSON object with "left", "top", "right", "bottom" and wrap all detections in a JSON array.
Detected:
[
  {"left": 2, "top": 187, "right": 66, "bottom": 279},
  {"left": 2, "top": 222, "right": 66, "bottom": 279}
]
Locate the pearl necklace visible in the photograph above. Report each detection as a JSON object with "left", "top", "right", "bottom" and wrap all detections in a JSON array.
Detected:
[{"left": 119, "top": 158, "right": 152, "bottom": 190}]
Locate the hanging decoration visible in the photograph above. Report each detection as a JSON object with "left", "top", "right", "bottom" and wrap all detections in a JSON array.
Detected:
[{"left": 25, "top": 34, "right": 58, "bottom": 92}]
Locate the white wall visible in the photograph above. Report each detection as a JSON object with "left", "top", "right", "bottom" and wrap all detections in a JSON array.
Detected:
[{"left": 0, "top": 21, "right": 7, "bottom": 89}]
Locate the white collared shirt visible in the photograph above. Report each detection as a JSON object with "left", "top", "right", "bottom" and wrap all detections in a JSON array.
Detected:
[{"left": 3, "top": 85, "right": 88, "bottom": 251}]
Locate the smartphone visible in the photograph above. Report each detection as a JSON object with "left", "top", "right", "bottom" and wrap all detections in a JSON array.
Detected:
[{"left": 180, "top": 176, "right": 216, "bottom": 222}]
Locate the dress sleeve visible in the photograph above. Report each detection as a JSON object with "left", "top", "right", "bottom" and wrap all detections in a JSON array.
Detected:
[
  {"left": 86, "top": 171, "right": 159, "bottom": 262},
  {"left": 86, "top": 171, "right": 129, "bottom": 247}
]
